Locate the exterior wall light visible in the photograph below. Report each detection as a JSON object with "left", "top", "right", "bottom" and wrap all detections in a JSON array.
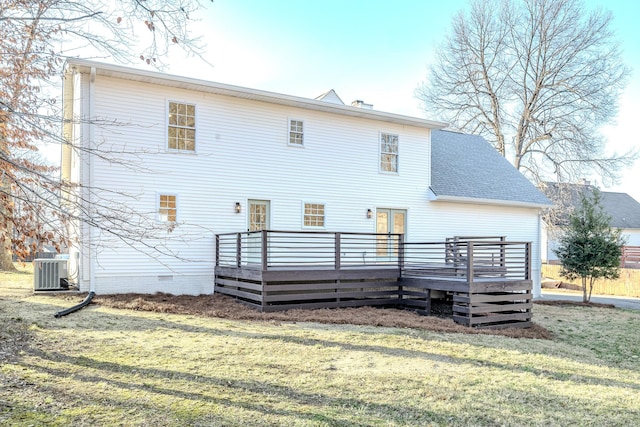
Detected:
[
  {"left": 367, "top": 208, "right": 373, "bottom": 219},
  {"left": 235, "top": 202, "right": 241, "bottom": 214}
]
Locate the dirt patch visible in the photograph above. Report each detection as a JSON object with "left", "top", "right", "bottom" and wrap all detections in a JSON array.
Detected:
[
  {"left": 541, "top": 278, "right": 582, "bottom": 291},
  {"left": 534, "top": 300, "right": 615, "bottom": 309},
  {"left": 67, "top": 293, "right": 556, "bottom": 340}
]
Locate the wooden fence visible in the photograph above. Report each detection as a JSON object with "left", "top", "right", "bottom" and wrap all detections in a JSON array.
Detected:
[
  {"left": 622, "top": 246, "right": 640, "bottom": 269},
  {"left": 542, "top": 263, "right": 640, "bottom": 298}
]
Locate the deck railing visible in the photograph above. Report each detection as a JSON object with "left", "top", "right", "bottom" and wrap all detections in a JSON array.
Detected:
[
  {"left": 216, "top": 230, "right": 403, "bottom": 270},
  {"left": 216, "top": 231, "right": 530, "bottom": 281},
  {"left": 403, "top": 239, "right": 531, "bottom": 282}
]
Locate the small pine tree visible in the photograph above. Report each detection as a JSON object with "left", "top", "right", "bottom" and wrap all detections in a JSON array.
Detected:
[{"left": 554, "top": 189, "right": 625, "bottom": 302}]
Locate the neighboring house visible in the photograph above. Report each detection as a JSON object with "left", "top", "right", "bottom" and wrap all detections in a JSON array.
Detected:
[
  {"left": 61, "top": 59, "right": 550, "bottom": 297},
  {"left": 540, "top": 182, "right": 640, "bottom": 263}
]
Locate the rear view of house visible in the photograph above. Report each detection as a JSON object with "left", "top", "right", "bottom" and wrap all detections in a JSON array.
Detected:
[{"left": 61, "top": 59, "right": 550, "bottom": 302}]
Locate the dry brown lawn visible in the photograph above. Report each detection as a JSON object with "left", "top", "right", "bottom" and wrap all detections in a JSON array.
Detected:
[{"left": 4, "top": 266, "right": 640, "bottom": 426}]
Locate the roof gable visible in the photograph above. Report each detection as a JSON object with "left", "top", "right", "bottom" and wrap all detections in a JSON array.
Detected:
[
  {"left": 315, "top": 89, "right": 345, "bottom": 105},
  {"left": 430, "top": 130, "right": 551, "bottom": 208}
]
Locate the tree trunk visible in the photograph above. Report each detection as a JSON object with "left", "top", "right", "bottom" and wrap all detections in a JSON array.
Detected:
[
  {"left": 0, "top": 219, "right": 16, "bottom": 271},
  {"left": 582, "top": 277, "right": 588, "bottom": 303},
  {"left": 0, "top": 234, "right": 15, "bottom": 271},
  {"left": 0, "top": 179, "right": 16, "bottom": 271}
]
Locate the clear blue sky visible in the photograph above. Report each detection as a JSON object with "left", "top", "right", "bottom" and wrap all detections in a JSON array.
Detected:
[{"left": 169, "top": 0, "right": 640, "bottom": 200}]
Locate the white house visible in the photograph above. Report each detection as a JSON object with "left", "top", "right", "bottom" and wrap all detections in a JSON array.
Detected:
[
  {"left": 61, "top": 59, "right": 550, "bottom": 297},
  {"left": 541, "top": 182, "right": 640, "bottom": 263}
]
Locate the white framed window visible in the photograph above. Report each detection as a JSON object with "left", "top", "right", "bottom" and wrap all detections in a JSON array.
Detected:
[
  {"left": 158, "top": 194, "right": 178, "bottom": 222},
  {"left": 289, "top": 119, "right": 304, "bottom": 146},
  {"left": 168, "top": 101, "right": 196, "bottom": 151},
  {"left": 303, "top": 202, "right": 325, "bottom": 227},
  {"left": 380, "top": 133, "right": 398, "bottom": 173}
]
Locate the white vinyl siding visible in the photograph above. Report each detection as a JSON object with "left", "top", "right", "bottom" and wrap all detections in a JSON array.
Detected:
[
  {"left": 71, "top": 71, "right": 543, "bottom": 297},
  {"left": 380, "top": 133, "right": 398, "bottom": 173},
  {"left": 289, "top": 119, "right": 304, "bottom": 146},
  {"left": 84, "top": 75, "right": 434, "bottom": 284},
  {"left": 168, "top": 101, "right": 196, "bottom": 151}
]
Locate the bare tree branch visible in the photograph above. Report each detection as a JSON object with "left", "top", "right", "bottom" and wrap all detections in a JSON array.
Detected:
[
  {"left": 417, "top": 0, "right": 636, "bottom": 186},
  {"left": 0, "top": 0, "right": 211, "bottom": 268}
]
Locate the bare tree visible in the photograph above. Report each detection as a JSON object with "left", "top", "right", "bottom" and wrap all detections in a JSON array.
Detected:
[
  {"left": 417, "top": 0, "right": 635, "bottom": 185},
  {"left": 0, "top": 0, "right": 211, "bottom": 270}
]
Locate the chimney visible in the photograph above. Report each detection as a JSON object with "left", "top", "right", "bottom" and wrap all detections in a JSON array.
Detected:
[{"left": 351, "top": 100, "right": 373, "bottom": 109}]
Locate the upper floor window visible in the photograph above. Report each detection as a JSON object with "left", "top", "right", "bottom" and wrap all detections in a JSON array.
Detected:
[
  {"left": 168, "top": 101, "right": 196, "bottom": 151},
  {"left": 158, "top": 194, "right": 177, "bottom": 222},
  {"left": 289, "top": 119, "right": 304, "bottom": 146},
  {"left": 303, "top": 202, "right": 325, "bottom": 227},
  {"left": 380, "top": 133, "right": 398, "bottom": 173}
]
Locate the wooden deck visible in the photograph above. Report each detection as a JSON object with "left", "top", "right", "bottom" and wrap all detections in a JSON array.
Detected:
[{"left": 215, "top": 231, "right": 533, "bottom": 328}]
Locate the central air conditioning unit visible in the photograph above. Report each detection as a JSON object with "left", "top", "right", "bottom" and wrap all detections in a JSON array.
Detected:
[{"left": 34, "top": 258, "right": 69, "bottom": 291}]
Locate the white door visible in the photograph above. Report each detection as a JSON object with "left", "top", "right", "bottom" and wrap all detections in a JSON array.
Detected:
[{"left": 376, "top": 209, "right": 406, "bottom": 259}]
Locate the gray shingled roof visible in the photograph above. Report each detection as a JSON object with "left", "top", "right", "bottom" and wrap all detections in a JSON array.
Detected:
[
  {"left": 542, "top": 182, "right": 640, "bottom": 229},
  {"left": 430, "top": 130, "right": 551, "bottom": 207}
]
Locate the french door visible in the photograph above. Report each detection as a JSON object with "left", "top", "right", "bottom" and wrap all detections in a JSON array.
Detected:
[
  {"left": 376, "top": 208, "right": 406, "bottom": 258},
  {"left": 247, "top": 200, "right": 270, "bottom": 264}
]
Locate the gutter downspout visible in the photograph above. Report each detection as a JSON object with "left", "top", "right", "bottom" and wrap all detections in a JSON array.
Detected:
[
  {"left": 89, "top": 66, "right": 96, "bottom": 296},
  {"left": 55, "top": 67, "right": 97, "bottom": 318},
  {"left": 534, "top": 209, "right": 542, "bottom": 298}
]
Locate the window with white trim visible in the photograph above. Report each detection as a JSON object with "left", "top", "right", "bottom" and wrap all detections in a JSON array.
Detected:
[
  {"left": 380, "top": 133, "right": 398, "bottom": 172},
  {"left": 289, "top": 119, "right": 304, "bottom": 146},
  {"left": 158, "top": 194, "right": 177, "bottom": 222},
  {"left": 303, "top": 203, "right": 325, "bottom": 227},
  {"left": 168, "top": 101, "right": 196, "bottom": 151}
]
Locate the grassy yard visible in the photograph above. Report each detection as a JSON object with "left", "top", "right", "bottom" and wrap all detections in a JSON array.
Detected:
[{"left": 1, "top": 266, "right": 640, "bottom": 426}]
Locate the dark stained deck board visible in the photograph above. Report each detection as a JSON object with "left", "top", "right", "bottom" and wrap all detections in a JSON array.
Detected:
[
  {"left": 213, "top": 286, "right": 262, "bottom": 303},
  {"left": 264, "top": 280, "right": 400, "bottom": 292},
  {"left": 469, "top": 280, "right": 532, "bottom": 293},
  {"left": 215, "top": 265, "right": 533, "bottom": 328},
  {"left": 215, "top": 277, "right": 262, "bottom": 292},
  {"left": 454, "top": 311, "right": 532, "bottom": 326},
  {"left": 453, "top": 293, "right": 533, "bottom": 304},
  {"left": 262, "top": 268, "right": 400, "bottom": 282},
  {"left": 263, "top": 289, "right": 400, "bottom": 303},
  {"left": 453, "top": 302, "right": 532, "bottom": 314}
]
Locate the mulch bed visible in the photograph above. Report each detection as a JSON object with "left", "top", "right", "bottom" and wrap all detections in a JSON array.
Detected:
[{"left": 72, "top": 293, "right": 556, "bottom": 340}]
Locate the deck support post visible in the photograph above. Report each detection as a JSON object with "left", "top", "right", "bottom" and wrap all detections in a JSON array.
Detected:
[
  {"left": 525, "top": 242, "right": 531, "bottom": 280},
  {"left": 334, "top": 232, "right": 341, "bottom": 270},
  {"left": 215, "top": 234, "right": 220, "bottom": 267},
  {"left": 261, "top": 230, "right": 268, "bottom": 311},
  {"left": 261, "top": 230, "right": 268, "bottom": 270},
  {"left": 466, "top": 241, "right": 474, "bottom": 283},
  {"left": 398, "top": 233, "right": 405, "bottom": 303},
  {"left": 236, "top": 233, "right": 242, "bottom": 268}
]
